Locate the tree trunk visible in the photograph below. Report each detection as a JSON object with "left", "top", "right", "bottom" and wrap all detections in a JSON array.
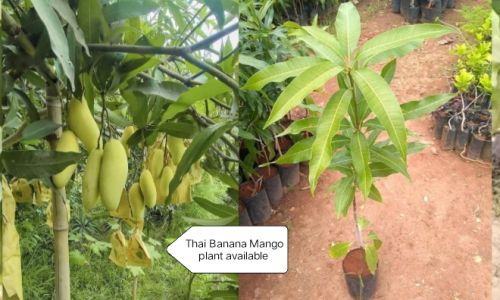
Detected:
[{"left": 47, "top": 84, "right": 71, "bottom": 300}]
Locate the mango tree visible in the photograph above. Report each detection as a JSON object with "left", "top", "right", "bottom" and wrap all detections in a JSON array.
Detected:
[{"left": 244, "top": 1, "right": 455, "bottom": 281}]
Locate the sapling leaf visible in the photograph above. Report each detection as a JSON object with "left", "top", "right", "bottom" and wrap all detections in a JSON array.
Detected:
[
  {"left": 329, "top": 242, "right": 351, "bottom": 259},
  {"left": 370, "top": 146, "right": 409, "bottom": 179},
  {"left": 277, "top": 117, "right": 318, "bottom": 137},
  {"left": 275, "top": 138, "right": 314, "bottom": 164},
  {"left": 370, "top": 162, "right": 397, "bottom": 178},
  {"left": 381, "top": 59, "right": 397, "bottom": 84},
  {"left": 243, "top": 57, "right": 327, "bottom": 90},
  {"left": 357, "top": 217, "right": 370, "bottom": 230},
  {"left": 309, "top": 89, "right": 352, "bottom": 193},
  {"left": 331, "top": 176, "right": 355, "bottom": 217},
  {"left": 335, "top": 2, "right": 361, "bottom": 60},
  {"left": 328, "top": 150, "right": 352, "bottom": 175},
  {"left": 364, "top": 245, "right": 378, "bottom": 274},
  {"left": 352, "top": 68, "right": 407, "bottom": 160},
  {"left": 298, "top": 26, "right": 345, "bottom": 65},
  {"left": 401, "top": 93, "right": 457, "bottom": 120},
  {"left": 350, "top": 132, "right": 372, "bottom": 198},
  {"left": 265, "top": 63, "right": 342, "bottom": 127},
  {"left": 368, "top": 184, "right": 383, "bottom": 202},
  {"left": 368, "top": 231, "right": 382, "bottom": 250}
]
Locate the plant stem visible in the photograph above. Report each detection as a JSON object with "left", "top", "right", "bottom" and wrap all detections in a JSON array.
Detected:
[
  {"left": 352, "top": 194, "right": 363, "bottom": 248},
  {"left": 47, "top": 84, "right": 71, "bottom": 300},
  {"left": 132, "top": 277, "right": 138, "bottom": 300},
  {"left": 186, "top": 273, "right": 196, "bottom": 300}
]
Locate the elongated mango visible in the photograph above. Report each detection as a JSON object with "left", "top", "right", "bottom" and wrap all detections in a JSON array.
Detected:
[
  {"left": 140, "top": 169, "right": 156, "bottom": 208},
  {"left": 68, "top": 98, "right": 100, "bottom": 150},
  {"left": 148, "top": 149, "right": 164, "bottom": 179},
  {"left": 82, "top": 149, "right": 104, "bottom": 210},
  {"left": 129, "top": 182, "right": 145, "bottom": 222},
  {"left": 121, "top": 126, "right": 136, "bottom": 156},
  {"left": 167, "top": 136, "right": 185, "bottom": 165},
  {"left": 99, "top": 139, "right": 128, "bottom": 211},
  {"left": 53, "top": 130, "right": 80, "bottom": 188},
  {"left": 156, "top": 166, "right": 174, "bottom": 205}
]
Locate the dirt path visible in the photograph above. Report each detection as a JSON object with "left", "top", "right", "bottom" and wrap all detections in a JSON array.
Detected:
[{"left": 240, "top": 2, "right": 491, "bottom": 299}]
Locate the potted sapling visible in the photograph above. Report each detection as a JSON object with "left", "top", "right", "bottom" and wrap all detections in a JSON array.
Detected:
[{"left": 244, "top": 2, "right": 455, "bottom": 298}]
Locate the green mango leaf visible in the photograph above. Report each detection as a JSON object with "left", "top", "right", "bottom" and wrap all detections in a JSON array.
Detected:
[
  {"left": 239, "top": 54, "right": 268, "bottom": 70},
  {"left": 78, "top": 0, "right": 108, "bottom": 43},
  {"left": 51, "top": 0, "right": 89, "bottom": 56},
  {"left": 370, "top": 145, "right": 409, "bottom": 178},
  {"left": 275, "top": 138, "right": 314, "bottom": 165},
  {"left": 370, "top": 162, "right": 397, "bottom": 177},
  {"left": 309, "top": 89, "right": 352, "bottom": 193},
  {"left": 358, "top": 217, "right": 370, "bottom": 230},
  {"left": 103, "top": 0, "right": 159, "bottom": 23},
  {"left": 381, "top": 59, "right": 397, "bottom": 84},
  {"left": 368, "top": 184, "right": 383, "bottom": 202},
  {"left": 328, "top": 150, "right": 352, "bottom": 174},
  {"left": 204, "top": 168, "right": 238, "bottom": 190},
  {"left": 352, "top": 68, "right": 407, "bottom": 160},
  {"left": 331, "top": 175, "right": 355, "bottom": 217},
  {"left": 350, "top": 132, "right": 372, "bottom": 198},
  {"left": 193, "top": 197, "right": 237, "bottom": 218},
  {"left": 299, "top": 26, "right": 345, "bottom": 65},
  {"left": 329, "top": 242, "right": 351, "bottom": 259},
  {"left": 204, "top": 0, "right": 225, "bottom": 28},
  {"left": 121, "top": 90, "right": 149, "bottom": 128},
  {"left": 335, "top": 2, "right": 360, "bottom": 59},
  {"left": 356, "top": 24, "right": 454, "bottom": 66},
  {"left": 167, "top": 121, "right": 236, "bottom": 203},
  {"left": 157, "top": 121, "right": 198, "bottom": 139},
  {"left": 12, "top": 89, "right": 40, "bottom": 122},
  {"left": 182, "top": 215, "right": 237, "bottom": 226},
  {"left": 32, "top": 0, "right": 75, "bottom": 90},
  {"left": 277, "top": 117, "right": 318, "bottom": 137},
  {"left": 401, "top": 93, "right": 456, "bottom": 120},
  {"left": 367, "top": 231, "right": 382, "bottom": 250},
  {"left": 129, "top": 79, "right": 187, "bottom": 102},
  {"left": 21, "top": 120, "right": 61, "bottom": 141},
  {"left": 163, "top": 78, "right": 231, "bottom": 120},
  {"left": 1, "top": 150, "right": 83, "bottom": 180},
  {"left": 364, "top": 245, "right": 378, "bottom": 274},
  {"left": 265, "top": 63, "right": 342, "bottom": 127},
  {"left": 243, "top": 57, "right": 326, "bottom": 90}
]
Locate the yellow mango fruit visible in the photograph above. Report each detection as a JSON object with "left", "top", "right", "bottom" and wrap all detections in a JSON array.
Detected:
[
  {"left": 110, "top": 189, "right": 131, "bottom": 220},
  {"left": 99, "top": 139, "right": 128, "bottom": 211},
  {"left": 129, "top": 182, "right": 145, "bottom": 222},
  {"left": 11, "top": 178, "right": 34, "bottom": 203},
  {"left": 167, "top": 136, "right": 185, "bottom": 165},
  {"left": 140, "top": 169, "right": 156, "bottom": 208},
  {"left": 109, "top": 230, "right": 128, "bottom": 268},
  {"left": 53, "top": 130, "right": 80, "bottom": 188},
  {"left": 172, "top": 176, "right": 192, "bottom": 204},
  {"left": 120, "top": 125, "right": 136, "bottom": 156},
  {"left": 147, "top": 149, "right": 164, "bottom": 179},
  {"left": 82, "top": 149, "right": 104, "bottom": 210},
  {"left": 156, "top": 166, "right": 174, "bottom": 205},
  {"left": 68, "top": 98, "right": 100, "bottom": 150}
]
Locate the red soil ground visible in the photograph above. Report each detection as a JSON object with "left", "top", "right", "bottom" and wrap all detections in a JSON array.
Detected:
[{"left": 240, "top": 1, "right": 491, "bottom": 299}]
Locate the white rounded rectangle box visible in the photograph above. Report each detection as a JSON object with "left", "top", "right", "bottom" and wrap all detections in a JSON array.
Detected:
[{"left": 167, "top": 226, "right": 288, "bottom": 273}]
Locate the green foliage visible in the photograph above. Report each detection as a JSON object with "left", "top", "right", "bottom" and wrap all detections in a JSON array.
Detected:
[
  {"left": 452, "top": 4, "right": 492, "bottom": 95},
  {"left": 245, "top": 2, "right": 453, "bottom": 273}
]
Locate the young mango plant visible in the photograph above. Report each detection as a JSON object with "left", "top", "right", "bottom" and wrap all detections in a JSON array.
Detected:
[{"left": 244, "top": 2, "right": 456, "bottom": 276}]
